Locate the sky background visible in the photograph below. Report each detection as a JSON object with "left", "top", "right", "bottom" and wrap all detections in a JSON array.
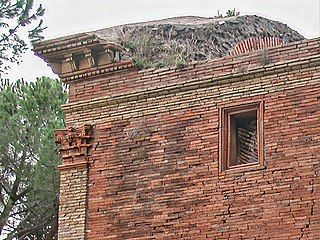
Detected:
[{"left": 5, "top": 0, "right": 320, "bottom": 81}]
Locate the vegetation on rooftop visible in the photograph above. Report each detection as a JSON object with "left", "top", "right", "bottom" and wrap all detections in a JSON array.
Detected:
[
  {"left": 121, "top": 28, "right": 205, "bottom": 70},
  {"left": 213, "top": 8, "right": 241, "bottom": 18},
  {"left": 113, "top": 11, "right": 304, "bottom": 70}
]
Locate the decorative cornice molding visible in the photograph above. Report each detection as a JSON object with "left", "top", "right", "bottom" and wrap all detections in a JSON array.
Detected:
[
  {"left": 33, "top": 34, "right": 125, "bottom": 77},
  {"left": 62, "top": 54, "right": 320, "bottom": 113},
  {"left": 55, "top": 124, "right": 94, "bottom": 161},
  {"left": 34, "top": 33, "right": 122, "bottom": 56},
  {"left": 61, "top": 60, "right": 135, "bottom": 81}
]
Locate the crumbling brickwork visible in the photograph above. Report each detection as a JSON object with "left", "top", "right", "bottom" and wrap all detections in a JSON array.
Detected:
[
  {"left": 55, "top": 126, "right": 93, "bottom": 240},
  {"left": 37, "top": 35, "right": 320, "bottom": 239}
]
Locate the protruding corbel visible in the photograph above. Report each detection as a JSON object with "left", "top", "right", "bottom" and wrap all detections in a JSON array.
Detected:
[
  {"left": 97, "top": 48, "right": 115, "bottom": 66},
  {"left": 61, "top": 54, "right": 77, "bottom": 73},
  {"left": 78, "top": 49, "right": 96, "bottom": 70}
]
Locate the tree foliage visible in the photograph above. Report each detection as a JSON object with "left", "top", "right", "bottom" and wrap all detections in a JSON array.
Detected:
[
  {"left": 0, "top": 77, "right": 67, "bottom": 239},
  {"left": 0, "top": 0, "right": 45, "bottom": 74}
]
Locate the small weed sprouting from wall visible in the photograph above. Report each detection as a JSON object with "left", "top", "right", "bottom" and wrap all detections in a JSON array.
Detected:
[{"left": 175, "top": 58, "right": 188, "bottom": 69}]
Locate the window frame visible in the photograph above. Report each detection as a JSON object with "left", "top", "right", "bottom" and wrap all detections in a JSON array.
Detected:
[{"left": 219, "top": 101, "right": 264, "bottom": 172}]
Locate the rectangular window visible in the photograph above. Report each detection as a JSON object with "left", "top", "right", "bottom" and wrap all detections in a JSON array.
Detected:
[{"left": 220, "top": 102, "right": 264, "bottom": 171}]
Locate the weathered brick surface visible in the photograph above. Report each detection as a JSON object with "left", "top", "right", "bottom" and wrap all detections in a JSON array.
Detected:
[
  {"left": 55, "top": 126, "right": 93, "bottom": 240},
  {"left": 58, "top": 38, "right": 320, "bottom": 239},
  {"left": 58, "top": 168, "right": 88, "bottom": 240},
  {"left": 66, "top": 38, "right": 320, "bottom": 103}
]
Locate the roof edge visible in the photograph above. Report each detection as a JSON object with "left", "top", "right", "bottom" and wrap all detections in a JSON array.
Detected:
[
  {"left": 62, "top": 53, "right": 320, "bottom": 114},
  {"left": 33, "top": 33, "right": 124, "bottom": 76}
]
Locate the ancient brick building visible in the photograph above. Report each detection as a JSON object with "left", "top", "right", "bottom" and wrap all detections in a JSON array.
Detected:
[{"left": 35, "top": 16, "right": 320, "bottom": 239}]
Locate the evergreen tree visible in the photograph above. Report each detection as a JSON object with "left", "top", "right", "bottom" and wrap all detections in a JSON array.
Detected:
[
  {"left": 0, "top": 0, "right": 45, "bottom": 75},
  {"left": 0, "top": 77, "right": 67, "bottom": 239}
]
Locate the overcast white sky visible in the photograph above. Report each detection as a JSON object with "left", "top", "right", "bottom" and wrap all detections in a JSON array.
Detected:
[{"left": 6, "top": 0, "right": 320, "bottom": 81}]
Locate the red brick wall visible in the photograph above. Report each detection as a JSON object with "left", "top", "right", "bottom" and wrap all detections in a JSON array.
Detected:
[
  {"left": 66, "top": 38, "right": 320, "bottom": 103},
  {"left": 61, "top": 38, "right": 320, "bottom": 239}
]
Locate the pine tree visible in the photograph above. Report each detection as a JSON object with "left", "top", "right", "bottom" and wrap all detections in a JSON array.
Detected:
[
  {"left": 0, "top": 77, "right": 67, "bottom": 239},
  {"left": 0, "top": 0, "right": 45, "bottom": 75}
]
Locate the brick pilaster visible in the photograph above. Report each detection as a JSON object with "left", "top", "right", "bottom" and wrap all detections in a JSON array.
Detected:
[{"left": 55, "top": 125, "right": 93, "bottom": 240}]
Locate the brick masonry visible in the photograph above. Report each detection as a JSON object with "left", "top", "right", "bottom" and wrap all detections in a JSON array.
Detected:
[
  {"left": 55, "top": 125, "right": 93, "bottom": 240},
  {"left": 229, "top": 36, "right": 282, "bottom": 56},
  {"left": 43, "top": 37, "right": 320, "bottom": 239}
]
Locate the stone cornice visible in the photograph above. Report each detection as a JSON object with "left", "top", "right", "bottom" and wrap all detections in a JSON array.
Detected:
[
  {"left": 33, "top": 33, "right": 124, "bottom": 76},
  {"left": 61, "top": 60, "right": 135, "bottom": 81},
  {"left": 62, "top": 54, "right": 320, "bottom": 113},
  {"left": 34, "top": 33, "right": 122, "bottom": 57}
]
